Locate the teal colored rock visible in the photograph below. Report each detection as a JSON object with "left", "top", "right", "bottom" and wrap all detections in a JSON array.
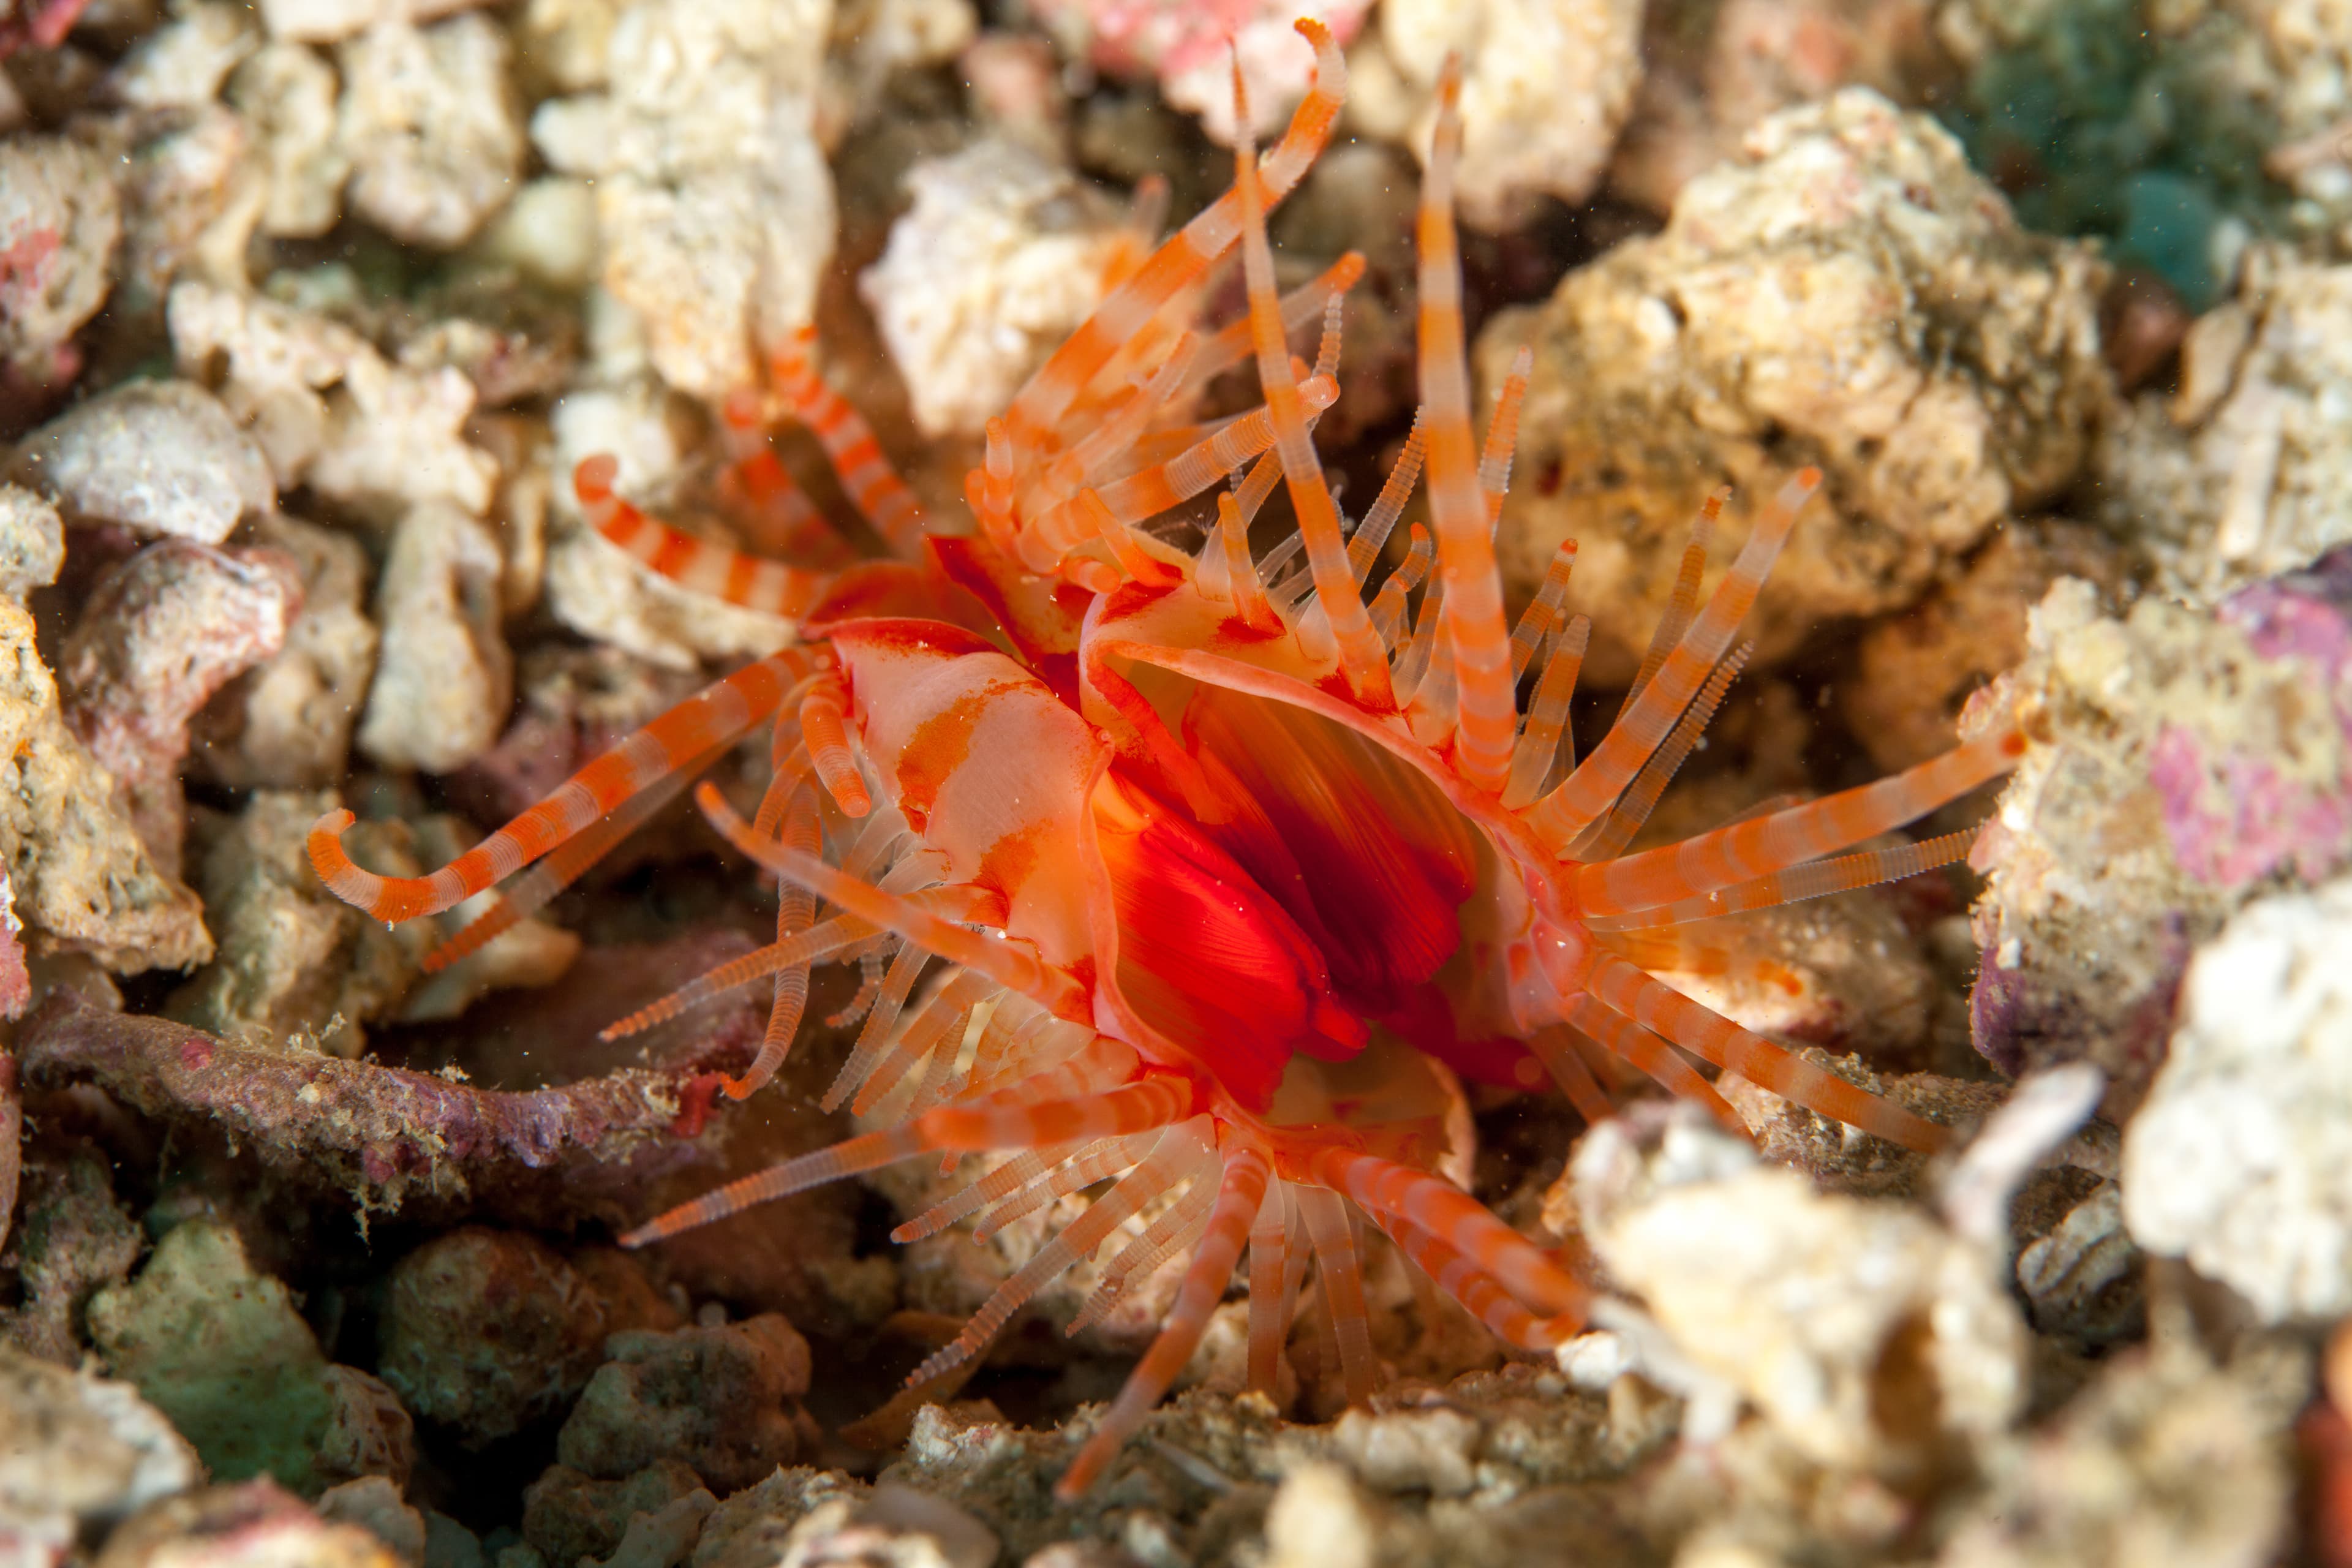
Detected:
[
  {"left": 1939, "top": 0, "right": 2283, "bottom": 311},
  {"left": 87, "top": 1219, "right": 339, "bottom": 1494}
]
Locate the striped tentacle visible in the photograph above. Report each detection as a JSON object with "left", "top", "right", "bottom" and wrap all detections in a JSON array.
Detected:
[
  {"left": 1231, "top": 62, "right": 1394, "bottom": 706},
  {"left": 1583, "top": 956, "right": 1950, "bottom": 1152},
  {"left": 1349, "top": 413, "right": 1428, "bottom": 582},
  {"left": 1069, "top": 1155, "right": 1223, "bottom": 1334},
  {"left": 715, "top": 386, "right": 845, "bottom": 565},
  {"left": 1568, "top": 642, "right": 1754, "bottom": 862},
  {"left": 420, "top": 737, "right": 722, "bottom": 973},
  {"left": 1295, "top": 1183, "right": 1378, "bottom": 1406},
  {"left": 1526, "top": 1023, "right": 1615, "bottom": 1126},
  {"left": 1370, "top": 1209, "right": 1583, "bottom": 1352},
  {"left": 1479, "top": 345, "right": 1532, "bottom": 529},
  {"left": 1311, "top": 1147, "right": 1586, "bottom": 1317},
  {"left": 765, "top": 328, "right": 928, "bottom": 558},
  {"left": 891, "top": 1140, "right": 1087, "bottom": 1243},
  {"left": 733, "top": 777, "right": 824, "bottom": 1099},
  {"left": 1615, "top": 488, "right": 1725, "bottom": 720},
  {"left": 1585, "top": 827, "right": 1983, "bottom": 932},
  {"left": 1507, "top": 541, "right": 1578, "bottom": 684},
  {"left": 1523, "top": 472, "right": 1814, "bottom": 851},
  {"left": 1415, "top": 61, "right": 1515, "bottom": 791},
  {"left": 1574, "top": 728, "right": 2026, "bottom": 918},
  {"left": 698, "top": 783, "right": 1088, "bottom": 1019},
  {"left": 1564, "top": 992, "right": 1743, "bottom": 1134},
  {"left": 825, "top": 941, "right": 934, "bottom": 1112},
  {"left": 618, "top": 1038, "right": 1182, "bottom": 1245},
  {"left": 310, "top": 646, "right": 818, "bottom": 924},
  {"left": 1499, "top": 612, "right": 1589, "bottom": 809},
  {"left": 1172, "top": 251, "right": 1366, "bottom": 407},
  {"left": 968, "top": 1129, "right": 1166, "bottom": 1243},
  {"left": 996, "top": 19, "right": 1346, "bottom": 481},
  {"left": 1055, "top": 1129, "right": 1275, "bottom": 1499},
  {"left": 911, "top": 1117, "right": 1219, "bottom": 1386},
  {"left": 1368, "top": 525, "right": 1434, "bottom": 649},
  {"left": 1246, "top": 1182, "right": 1303, "bottom": 1395},
  {"left": 575, "top": 455, "right": 832, "bottom": 619},
  {"left": 851, "top": 967, "right": 1001, "bottom": 1117}
]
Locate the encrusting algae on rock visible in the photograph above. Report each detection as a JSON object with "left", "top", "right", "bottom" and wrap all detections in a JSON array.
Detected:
[{"left": 6, "top": 0, "right": 2352, "bottom": 1562}]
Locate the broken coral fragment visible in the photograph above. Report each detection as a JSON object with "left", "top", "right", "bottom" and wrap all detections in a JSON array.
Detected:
[
  {"left": 189, "top": 514, "right": 380, "bottom": 791},
  {"left": 0, "top": 597, "right": 209, "bottom": 974},
  {"left": 165, "top": 791, "right": 426, "bottom": 1056},
  {"left": 11, "top": 379, "right": 273, "bottom": 544},
  {"left": 2103, "top": 246, "right": 2352, "bottom": 601},
  {"left": 334, "top": 14, "right": 525, "bottom": 247},
  {"left": 16, "top": 993, "right": 698, "bottom": 1211},
  {"left": 527, "top": 0, "right": 835, "bottom": 399},
  {"left": 59, "top": 538, "right": 303, "bottom": 879},
  {"left": 0, "top": 134, "right": 119, "bottom": 380},
  {"left": 1569, "top": 1106, "right": 2026, "bottom": 1473},
  {"left": 1357, "top": 0, "right": 1640, "bottom": 229},
  {"left": 356, "top": 501, "right": 512, "bottom": 774},
  {"left": 168, "top": 280, "right": 499, "bottom": 524},
  {"left": 2124, "top": 873, "right": 2352, "bottom": 1322},
  {"left": 858, "top": 137, "right": 1127, "bottom": 439},
  {"left": 1477, "top": 88, "right": 2111, "bottom": 682},
  {"left": 1968, "top": 551, "right": 2352, "bottom": 1097}
]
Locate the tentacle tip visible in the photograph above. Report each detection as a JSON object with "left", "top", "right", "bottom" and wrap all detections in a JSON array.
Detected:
[
  {"left": 1293, "top": 15, "right": 1331, "bottom": 46},
  {"left": 616, "top": 1224, "right": 655, "bottom": 1249},
  {"left": 575, "top": 453, "right": 619, "bottom": 499}
]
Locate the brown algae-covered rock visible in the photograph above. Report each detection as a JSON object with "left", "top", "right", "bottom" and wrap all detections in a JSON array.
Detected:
[
  {"left": 376, "top": 1228, "right": 671, "bottom": 1446},
  {"left": 1477, "top": 88, "right": 2111, "bottom": 682},
  {"left": 556, "top": 1315, "right": 812, "bottom": 1492},
  {"left": 521, "top": 1460, "right": 710, "bottom": 1567}
]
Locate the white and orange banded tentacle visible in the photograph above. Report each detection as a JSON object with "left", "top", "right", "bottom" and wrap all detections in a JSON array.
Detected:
[
  {"left": 308, "top": 646, "right": 823, "bottom": 923},
  {"left": 1232, "top": 61, "right": 1394, "bottom": 707},
  {"left": 766, "top": 328, "right": 929, "bottom": 558},
  {"left": 1416, "top": 60, "right": 1517, "bottom": 793},
  {"left": 575, "top": 456, "right": 832, "bottom": 620},
  {"left": 995, "top": 20, "right": 1346, "bottom": 477},
  {"left": 1055, "top": 1128, "right": 1274, "bottom": 1499}
]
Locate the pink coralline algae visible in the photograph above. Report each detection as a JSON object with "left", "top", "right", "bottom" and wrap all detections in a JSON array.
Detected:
[{"left": 2152, "top": 548, "right": 2352, "bottom": 893}]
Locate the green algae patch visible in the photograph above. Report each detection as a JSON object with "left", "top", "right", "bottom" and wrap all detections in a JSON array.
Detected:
[{"left": 87, "top": 1219, "right": 339, "bottom": 1494}]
